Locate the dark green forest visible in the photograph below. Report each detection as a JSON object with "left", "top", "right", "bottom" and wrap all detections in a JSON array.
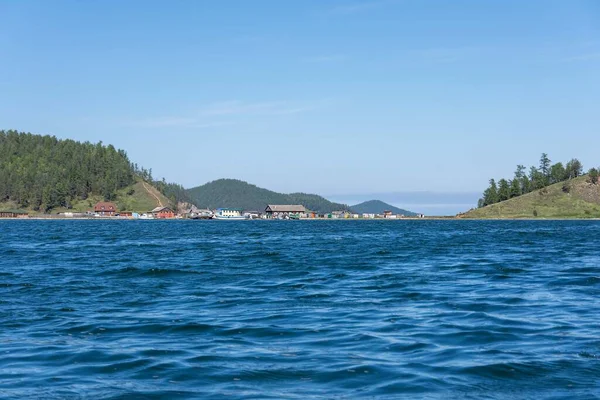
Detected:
[
  {"left": 187, "top": 179, "right": 351, "bottom": 213},
  {"left": 0, "top": 130, "right": 192, "bottom": 211},
  {"left": 0, "top": 130, "right": 136, "bottom": 211},
  {"left": 479, "top": 153, "right": 599, "bottom": 208}
]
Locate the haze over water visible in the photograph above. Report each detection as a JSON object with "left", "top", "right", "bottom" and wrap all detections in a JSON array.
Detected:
[{"left": 1, "top": 220, "right": 599, "bottom": 399}]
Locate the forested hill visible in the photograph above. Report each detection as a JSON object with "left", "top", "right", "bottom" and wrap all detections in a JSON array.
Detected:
[
  {"left": 187, "top": 179, "right": 351, "bottom": 213},
  {"left": 462, "top": 175, "right": 600, "bottom": 218},
  {"left": 0, "top": 130, "right": 137, "bottom": 211},
  {"left": 0, "top": 130, "right": 192, "bottom": 212},
  {"left": 469, "top": 153, "right": 600, "bottom": 218},
  {"left": 351, "top": 200, "right": 417, "bottom": 216}
]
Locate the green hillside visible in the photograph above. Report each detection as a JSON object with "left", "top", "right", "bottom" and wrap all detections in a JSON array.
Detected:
[
  {"left": 0, "top": 130, "right": 182, "bottom": 214},
  {"left": 461, "top": 176, "right": 600, "bottom": 219},
  {"left": 187, "top": 179, "right": 351, "bottom": 213},
  {"left": 352, "top": 200, "right": 417, "bottom": 216}
]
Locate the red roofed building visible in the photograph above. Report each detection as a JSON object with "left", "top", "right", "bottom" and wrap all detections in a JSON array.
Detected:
[
  {"left": 94, "top": 202, "right": 117, "bottom": 216},
  {"left": 151, "top": 206, "right": 176, "bottom": 219}
]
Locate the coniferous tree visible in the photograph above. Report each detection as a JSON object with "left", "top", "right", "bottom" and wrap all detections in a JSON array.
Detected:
[
  {"left": 509, "top": 179, "right": 521, "bottom": 198},
  {"left": 482, "top": 179, "right": 499, "bottom": 206},
  {"left": 549, "top": 162, "right": 566, "bottom": 184},
  {"left": 529, "top": 166, "right": 545, "bottom": 191},
  {"left": 498, "top": 179, "right": 511, "bottom": 202},
  {"left": 539, "top": 153, "right": 551, "bottom": 182}
]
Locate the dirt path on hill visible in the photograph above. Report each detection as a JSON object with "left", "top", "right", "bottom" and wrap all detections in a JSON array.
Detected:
[{"left": 142, "top": 181, "right": 163, "bottom": 207}]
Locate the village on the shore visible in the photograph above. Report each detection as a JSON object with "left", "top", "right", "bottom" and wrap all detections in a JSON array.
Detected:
[{"left": 0, "top": 201, "right": 426, "bottom": 220}]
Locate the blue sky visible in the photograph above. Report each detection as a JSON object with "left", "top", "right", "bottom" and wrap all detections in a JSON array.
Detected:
[{"left": 1, "top": 1, "right": 599, "bottom": 214}]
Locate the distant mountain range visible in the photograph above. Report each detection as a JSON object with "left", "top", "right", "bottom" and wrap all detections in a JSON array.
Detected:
[
  {"left": 186, "top": 179, "right": 352, "bottom": 213},
  {"left": 351, "top": 200, "right": 417, "bottom": 216}
]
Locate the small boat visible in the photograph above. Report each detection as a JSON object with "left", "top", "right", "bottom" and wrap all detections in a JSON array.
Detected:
[
  {"left": 189, "top": 209, "right": 214, "bottom": 220},
  {"left": 213, "top": 208, "right": 246, "bottom": 220}
]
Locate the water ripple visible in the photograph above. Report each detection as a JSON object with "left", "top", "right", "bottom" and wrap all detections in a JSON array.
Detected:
[{"left": 0, "top": 220, "right": 599, "bottom": 399}]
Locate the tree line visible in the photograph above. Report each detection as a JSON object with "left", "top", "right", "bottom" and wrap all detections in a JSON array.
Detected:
[
  {"left": 0, "top": 130, "right": 194, "bottom": 212},
  {"left": 0, "top": 130, "right": 136, "bottom": 211},
  {"left": 478, "top": 153, "right": 598, "bottom": 208}
]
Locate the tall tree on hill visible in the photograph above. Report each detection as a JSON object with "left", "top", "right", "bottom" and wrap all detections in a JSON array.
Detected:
[
  {"left": 510, "top": 179, "right": 521, "bottom": 198},
  {"left": 539, "top": 153, "right": 551, "bottom": 177},
  {"left": 521, "top": 175, "right": 531, "bottom": 194},
  {"left": 482, "top": 179, "right": 499, "bottom": 206},
  {"left": 529, "top": 166, "right": 545, "bottom": 191},
  {"left": 514, "top": 165, "right": 526, "bottom": 195},
  {"left": 565, "top": 159, "right": 583, "bottom": 179},
  {"left": 498, "top": 179, "right": 511, "bottom": 202},
  {"left": 549, "top": 162, "right": 566, "bottom": 184}
]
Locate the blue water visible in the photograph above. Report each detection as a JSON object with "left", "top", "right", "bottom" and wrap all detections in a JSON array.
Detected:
[{"left": 0, "top": 220, "right": 599, "bottom": 399}]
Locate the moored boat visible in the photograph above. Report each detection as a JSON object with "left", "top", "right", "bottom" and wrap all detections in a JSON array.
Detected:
[{"left": 213, "top": 208, "right": 245, "bottom": 220}]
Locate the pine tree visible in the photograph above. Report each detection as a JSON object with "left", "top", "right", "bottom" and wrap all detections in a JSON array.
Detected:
[
  {"left": 509, "top": 179, "right": 521, "bottom": 198},
  {"left": 498, "top": 179, "right": 510, "bottom": 202}
]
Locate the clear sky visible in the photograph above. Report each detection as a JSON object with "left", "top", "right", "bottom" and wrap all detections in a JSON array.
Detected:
[{"left": 1, "top": 1, "right": 599, "bottom": 214}]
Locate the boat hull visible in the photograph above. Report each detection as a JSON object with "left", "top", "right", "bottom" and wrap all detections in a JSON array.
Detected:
[{"left": 213, "top": 215, "right": 246, "bottom": 220}]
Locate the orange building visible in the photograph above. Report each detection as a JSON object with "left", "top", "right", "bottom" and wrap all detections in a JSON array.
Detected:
[
  {"left": 151, "top": 206, "right": 176, "bottom": 219},
  {"left": 94, "top": 202, "right": 117, "bottom": 216}
]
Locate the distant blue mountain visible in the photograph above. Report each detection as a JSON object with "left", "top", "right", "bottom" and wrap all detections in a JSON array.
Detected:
[{"left": 351, "top": 200, "right": 417, "bottom": 216}]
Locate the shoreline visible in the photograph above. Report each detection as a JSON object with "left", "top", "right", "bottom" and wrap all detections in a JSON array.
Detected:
[{"left": 1, "top": 216, "right": 599, "bottom": 221}]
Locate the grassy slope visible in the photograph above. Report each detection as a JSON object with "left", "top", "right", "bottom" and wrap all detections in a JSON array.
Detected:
[
  {"left": 0, "top": 179, "right": 171, "bottom": 214},
  {"left": 462, "top": 176, "right": 600, "bottom": 218}
]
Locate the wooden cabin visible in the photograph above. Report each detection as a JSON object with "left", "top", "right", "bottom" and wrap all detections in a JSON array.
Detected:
[{"left": 0, "top": 210, "right": 29, "bottom": 218}]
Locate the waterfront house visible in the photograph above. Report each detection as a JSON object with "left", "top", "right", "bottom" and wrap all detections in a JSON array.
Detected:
[
  {"left": 332, "top": 210, "right": 351, "bottom": 219},
  {"left": 362, "top": 213, "right": 375, "bottom": 219},
  {"left": 265, "top": 205, "right": 306, "bottom": 219},
  {"left": 94, "top": 202, "right": 117, "bottom": 216},
  {"left": 0, "top": 210, "right": 29, "bottom": 218},
  {"left": 151, "top": 206, "right": 175, "bottom": 219}
]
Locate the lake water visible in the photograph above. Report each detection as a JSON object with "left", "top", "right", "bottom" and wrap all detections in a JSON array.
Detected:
[{"left": 0, "top": 220, "right": 599, "bottom": 399}]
